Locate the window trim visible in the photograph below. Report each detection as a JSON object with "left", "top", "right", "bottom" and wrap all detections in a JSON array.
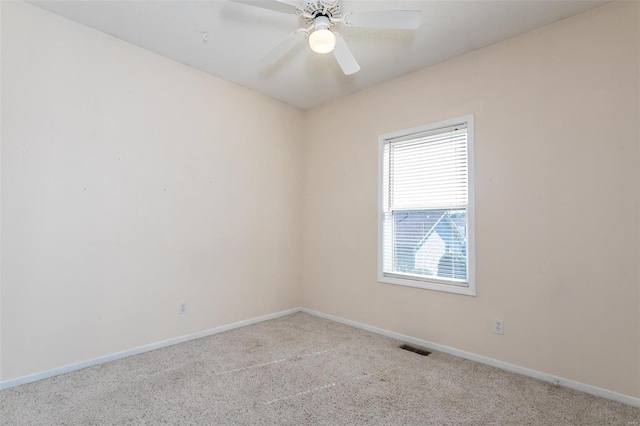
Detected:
[{"left": 377, "top": 115, "right": 476, "bottom": 296}]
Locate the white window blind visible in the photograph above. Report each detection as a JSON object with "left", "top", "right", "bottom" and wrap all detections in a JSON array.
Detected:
[{"left": 379, "top": 119, "right": 474, "bottom": 293}]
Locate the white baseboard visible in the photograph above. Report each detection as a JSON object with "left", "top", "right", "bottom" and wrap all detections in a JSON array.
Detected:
[
  {"left": 0, "top": 307, "right": 302, "bottom": 391},
  {"left": 3, "top": 306, "right": 639, "bottom": 409},
  {"left": 300, "top": 307, "right": 640, "bottom": 408}
]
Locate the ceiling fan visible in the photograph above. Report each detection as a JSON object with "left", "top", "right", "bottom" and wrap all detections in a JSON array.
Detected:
[{"left": 232, "top": 0, "right": 422, "bottom": 75}]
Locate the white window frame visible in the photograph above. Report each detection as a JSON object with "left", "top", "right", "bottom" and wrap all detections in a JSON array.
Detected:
[{"left": 377, "top": 115, "right": 476, "bottom": 296}]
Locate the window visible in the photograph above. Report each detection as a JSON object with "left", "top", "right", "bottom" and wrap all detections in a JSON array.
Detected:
[{"left": 378, "top": 116, "right": 475, "bottom": 295}]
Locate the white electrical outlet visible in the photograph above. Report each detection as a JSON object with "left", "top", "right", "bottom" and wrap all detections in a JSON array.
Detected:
[
  {"left": 493, "top": 319, "right": 504, "bottom": 335},
  {"left": 179, "top": 302, "right": 187, "bottom": 315}
]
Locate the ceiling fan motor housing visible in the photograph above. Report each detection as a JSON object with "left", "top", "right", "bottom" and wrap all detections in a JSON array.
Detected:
[{"left": 303, "top": 0, "right": 342, "bottom": 25}]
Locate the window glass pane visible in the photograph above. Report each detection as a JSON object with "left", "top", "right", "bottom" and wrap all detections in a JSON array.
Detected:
[{"left": 388, "top": 210, "right": 467, "bottom": 281}]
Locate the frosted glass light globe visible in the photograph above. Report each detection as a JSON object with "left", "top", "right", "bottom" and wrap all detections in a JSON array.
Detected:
[{"left": 309, "top": 29, "right": 336, "bottom": 54}]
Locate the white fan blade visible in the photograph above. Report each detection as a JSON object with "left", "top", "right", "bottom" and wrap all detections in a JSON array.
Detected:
[
  {"left": 333, "top": 33, "right": 360, "bottom": 75},
  {"left": 344, "top": 10, "right": 422, "bottom": 30},
  {"left": 260, "top": 30, "right": 307, "bottom": 65},
  {"left": 232, "top": 0, "right": 301, "bottom": 16}
]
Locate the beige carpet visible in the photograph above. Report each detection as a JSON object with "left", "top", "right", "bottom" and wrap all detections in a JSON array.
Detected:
[{"left": 1, "top": 312, "right": 639, "bottom": 425}]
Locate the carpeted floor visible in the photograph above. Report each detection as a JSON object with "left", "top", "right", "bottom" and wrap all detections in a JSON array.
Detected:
[{"left": 1, "top": 312, "right": 639, "bottom": 425}]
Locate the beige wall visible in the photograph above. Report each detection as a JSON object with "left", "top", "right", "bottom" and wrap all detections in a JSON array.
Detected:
[
  {"left": 302, "top": 1, "right": 640, "bottom": 398},
  {"left": 1, "top": 2, "right": 303, "bottom": 381}
]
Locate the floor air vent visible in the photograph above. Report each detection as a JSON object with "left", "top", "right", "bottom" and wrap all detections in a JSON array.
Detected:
[{"left": 399, "top": 344, "right": 431, "bottom": 356}]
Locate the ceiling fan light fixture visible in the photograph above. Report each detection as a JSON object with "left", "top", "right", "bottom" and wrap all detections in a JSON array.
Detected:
[
  {"left": 238, "top": 0, "right": 422, "bottom": 75},
  {"left": 309, "top": 28, "right": 336, "bottom": 54}
]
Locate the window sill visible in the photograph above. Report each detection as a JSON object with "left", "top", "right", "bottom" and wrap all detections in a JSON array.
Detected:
[{"left": 378, "top": 274, "right": 476, "bottom": 296}]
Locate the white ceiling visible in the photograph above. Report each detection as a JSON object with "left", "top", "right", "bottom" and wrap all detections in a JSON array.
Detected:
[{"left": 30, "top": 0, "right": 608, "bottom": 110}]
